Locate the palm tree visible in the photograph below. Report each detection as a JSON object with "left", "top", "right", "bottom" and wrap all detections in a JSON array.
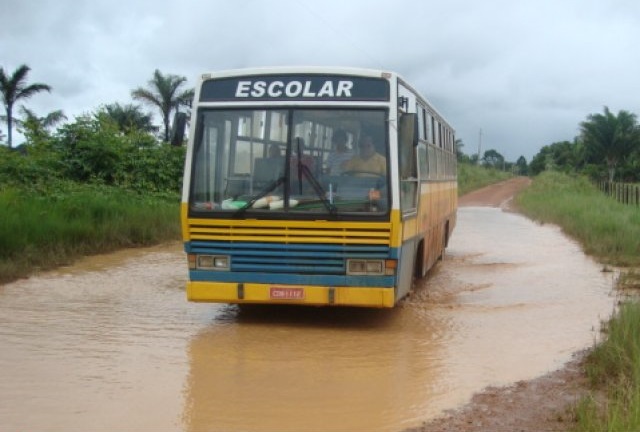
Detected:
[
  {"left": 18, "top": 106, "right": 66, "bottom": 128},
  {"left": 0, "top": 64, "right": 52, "bottom": 148},
  {"left": 131, "top": 69, "right": 193, "bottom": 142},
  {"left": 580, "top": 106, "right": 640, "bottom": 181},
  {"left": 99, "top": 102, "right": 156, "bottom": 134},
  {"left": 17, "top": 106, "right": 67, "bottom": 142}
]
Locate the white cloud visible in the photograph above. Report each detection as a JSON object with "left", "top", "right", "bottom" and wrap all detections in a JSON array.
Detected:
[{"left": 2, "top": 0, "right": 640, "bottom": 160}]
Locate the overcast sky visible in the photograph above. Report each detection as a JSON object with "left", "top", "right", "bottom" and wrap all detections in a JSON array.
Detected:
[{"left": 3, "top": 0, "right": 640, "bottom": 161}]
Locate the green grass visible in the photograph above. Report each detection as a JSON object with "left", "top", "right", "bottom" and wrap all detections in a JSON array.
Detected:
[
  {"left": 574, "top": 302, "right": 640, "bottom": 431},
  {"left": 515, "top": 171, "right": 640, "bottom": 266},
  {"left": 514, "top": 171, "right": 640, "bottom": 430},
  {"left": 0, "top": 182, "right": 180, "bottom": 283},
  {"left": 457, "top": 162, "right": 512, "bottom": 196}
]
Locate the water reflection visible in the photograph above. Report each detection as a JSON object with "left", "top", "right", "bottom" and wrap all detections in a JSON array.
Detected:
[{"left": 184, "top": 304, "right": 451, "bottom": 432}]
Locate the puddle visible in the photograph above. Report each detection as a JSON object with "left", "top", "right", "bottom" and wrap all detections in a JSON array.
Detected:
[{"left": 0, "top": 208, "right": 616, "bottom": 431}]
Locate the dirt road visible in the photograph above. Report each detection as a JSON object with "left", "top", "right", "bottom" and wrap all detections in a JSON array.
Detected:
[
  {"left": 458, "top": 177, "right": 532, "bottom": 208},
  {"left": 408, "top": 176, "right": 595, "bottom": 432}
]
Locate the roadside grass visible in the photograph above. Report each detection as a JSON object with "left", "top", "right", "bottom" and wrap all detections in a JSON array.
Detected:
[
  {"left": 457, "top": 163, "right": 512, "bottom": 196},
  {"left": 514, "top": 171, "right": 640, "bottom": 267},
  {"left": 0, "top": 182, "right": 180, "bottom": 283},
  {"left": 574, "top": 301, "right": 640, "bottom": 431},
  {"left": 514, "top": 171, "right": 640, "bottom": 430}
]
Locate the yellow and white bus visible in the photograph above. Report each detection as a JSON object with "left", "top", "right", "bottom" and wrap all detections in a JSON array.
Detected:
[{"left": 181, "top": 67, "right": 456, "bottom": 308}]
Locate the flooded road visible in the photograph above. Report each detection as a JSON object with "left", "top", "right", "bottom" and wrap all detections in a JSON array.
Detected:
[{"left": 0, "top": 207, "right": 616, "bottom": 431}]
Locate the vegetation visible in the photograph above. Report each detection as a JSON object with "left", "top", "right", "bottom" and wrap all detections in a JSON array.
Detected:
[
  {"left": 529, "top": 107, "right": 640, "bottom": 182},
  {"left": 457, "top": 161, "right": 512, "bottom": 196},
  {"left": 98, "top": 102, "right": 156, "bottom": 134},
  {"left": 574, "top": 300, "right": 640, "bottom": 431},
  {"left": 581, "top": 107, "right": 640, "bottom": 182},
  {"left": 0, "top": 182, "right": 180, "bottom": 283},
  {"left": 456, "top": 138, "right": 527, "bottom": 175},
  {"left": 0, "top": 63, "right": 191, "bottom": 283},
  {"left": 131, "top": 69, "right": 194, "bottom": 142},
  {"left": 515, "top": 171, "right": 640, "bottom": 266},
  {"left": 0, "top": 64, "right": 52, "bottom": 148},
  {"left": 514, "top": 172, "right": 640, "bottom": 430}
]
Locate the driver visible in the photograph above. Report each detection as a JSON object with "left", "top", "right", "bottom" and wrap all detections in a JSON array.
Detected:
[{"left": 342, "top": 135, "right": 386, "bottom": 176}]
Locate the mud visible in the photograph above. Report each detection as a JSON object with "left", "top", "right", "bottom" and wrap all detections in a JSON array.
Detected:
[{"left": 0, "top": 177, "right": 616, "bottom": 431}]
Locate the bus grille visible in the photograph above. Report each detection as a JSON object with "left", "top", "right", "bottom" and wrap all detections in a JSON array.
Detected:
[
  {"left": 186, "top": 221, "right": 392, "bottom": 274},
  {"left": 187, "top": 221, "right": 391, "bottom": 245}
]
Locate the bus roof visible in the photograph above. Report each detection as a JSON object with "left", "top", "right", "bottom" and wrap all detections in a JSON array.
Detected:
[{"left": 198, "top": 66, "right": 398, "bottom": 81}]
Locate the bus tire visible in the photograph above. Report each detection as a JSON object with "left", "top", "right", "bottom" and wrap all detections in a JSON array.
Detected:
[{"left": 414, "top": 240, "right": 425, "bottom": 278}]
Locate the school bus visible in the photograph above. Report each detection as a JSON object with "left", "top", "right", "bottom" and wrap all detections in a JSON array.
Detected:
[{"left": 181, "top": 67, "right": 456, "bottom": 307}]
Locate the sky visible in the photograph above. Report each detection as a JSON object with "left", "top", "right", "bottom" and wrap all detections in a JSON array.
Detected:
[{"left": 2, "top": 0, "right": 640, "bottom": 161}]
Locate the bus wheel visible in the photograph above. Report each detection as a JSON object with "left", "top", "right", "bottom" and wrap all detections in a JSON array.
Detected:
[
  {"left": 438, "top": 222, "right": 450, "bottom": 261},
  {"left": 414, "top": 240, "right": 425, "bottom": 278}
]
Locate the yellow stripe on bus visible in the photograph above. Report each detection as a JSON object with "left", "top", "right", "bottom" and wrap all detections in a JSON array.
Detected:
[{"left": 186, "top": 281, "right": 396, "bottom": 308}]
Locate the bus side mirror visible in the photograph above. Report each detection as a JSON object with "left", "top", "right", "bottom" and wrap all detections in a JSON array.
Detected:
[
  {"left": 399, "top": 113, "right": 419, "bottom": 147},
  {"left": 170, "top": 112, "right": 187, "bottom": 146}
]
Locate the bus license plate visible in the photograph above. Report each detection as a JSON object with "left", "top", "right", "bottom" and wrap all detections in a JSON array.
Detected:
[{"left": 270, "top": 287, "right": 305, "bottom": 300}]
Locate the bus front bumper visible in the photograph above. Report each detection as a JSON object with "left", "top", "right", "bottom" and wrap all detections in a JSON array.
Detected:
[{"left": 186, "top": 281, "right": 396, "bottom": 308}]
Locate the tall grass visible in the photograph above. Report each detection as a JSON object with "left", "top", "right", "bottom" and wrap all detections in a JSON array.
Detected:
[
  {"left": 0, "top": 182, "right": 180, "bottom": 283},
  {"left": 457, "top": 162, "right": 512, "bottom": 196},
  {"left": 574, "top": 302, "right": 640, "bottom": 431},
  {"left": 515, "top": 171, "right": 640, "bottom": 266}
]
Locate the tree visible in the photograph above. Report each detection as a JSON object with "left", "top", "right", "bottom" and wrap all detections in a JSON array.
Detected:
[
  {"left": 482, "top": 149, "right": 504, "bottom": 168},
  {"left": 580, "top": 106, "right": 640, "bottom": 182},
  {"left": 98, "top": 103, "right": 156, "bottom": 134},
  {"left": 131, "top": 69, "right": 193, "bottom": 142},
  {"left": 515, "top": 156, "right": 528, "bottom": 175},
  {"left": 17, "top": 106, "right": 66, "bottom": 146},
  {"left": 0, "top": 64, "right": 52, "bottom": 148},
  {"left": 455, "top": 138, "right": 467, "bottom": 162},
  {"left": 17, "top": 106, "right": 66, "bottom": 131}
]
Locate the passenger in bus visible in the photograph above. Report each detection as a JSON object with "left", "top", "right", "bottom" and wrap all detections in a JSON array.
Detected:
[
  {"left": 325, "top": 129, "right": 353, "bottom": 175},
  {"left": 342, "top": 135, "right": 386, "bottom": 176},
  {"left": 267, "top": 144, "right": 283, "bottom": 161}
]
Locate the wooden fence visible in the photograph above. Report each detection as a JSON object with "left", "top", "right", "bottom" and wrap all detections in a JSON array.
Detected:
[{"left": 598, "top": 181, "right": 640, "bottom": 206}]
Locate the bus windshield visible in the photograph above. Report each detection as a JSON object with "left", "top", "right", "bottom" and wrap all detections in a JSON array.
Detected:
[{"left": 189, "top": 108, "right": 389, "bottom": 218}]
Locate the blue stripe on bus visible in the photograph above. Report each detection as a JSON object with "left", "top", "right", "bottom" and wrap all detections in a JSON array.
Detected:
[
  {"left": 184, "top": 241, "right": 399, "bottom": 276},
  {"left": 189, "top": 271, "right": 395, "bottom": 287}
]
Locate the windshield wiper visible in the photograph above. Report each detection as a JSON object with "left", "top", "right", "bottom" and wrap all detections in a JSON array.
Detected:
[
  {"left": 232, "top": 175, "right": 285, "bottom": 217},
  {"left": 296, "top": 162, "right": 337, "bottom": 215}
]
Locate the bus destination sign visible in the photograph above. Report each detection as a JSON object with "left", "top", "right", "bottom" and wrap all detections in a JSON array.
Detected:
[{"left": 199, "top": 75, "right": 390, "bottom": 102}]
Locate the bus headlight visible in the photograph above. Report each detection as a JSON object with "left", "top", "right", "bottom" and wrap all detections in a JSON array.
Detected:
[
  {"left": 196, "top": 254, "right": 230, "bottom": 270},
  {"left": 347, "top": 259, "right": 385, "bottom": 275}
]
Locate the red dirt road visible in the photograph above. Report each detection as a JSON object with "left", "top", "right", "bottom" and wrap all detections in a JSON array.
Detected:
[{"left": 458, "top": 177, "right": 532, "bottom": 208}]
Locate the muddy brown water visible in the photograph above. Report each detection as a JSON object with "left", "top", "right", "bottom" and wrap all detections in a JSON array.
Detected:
[{"left": 0, "top": 207, "right": 616, "bottom": 431}]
